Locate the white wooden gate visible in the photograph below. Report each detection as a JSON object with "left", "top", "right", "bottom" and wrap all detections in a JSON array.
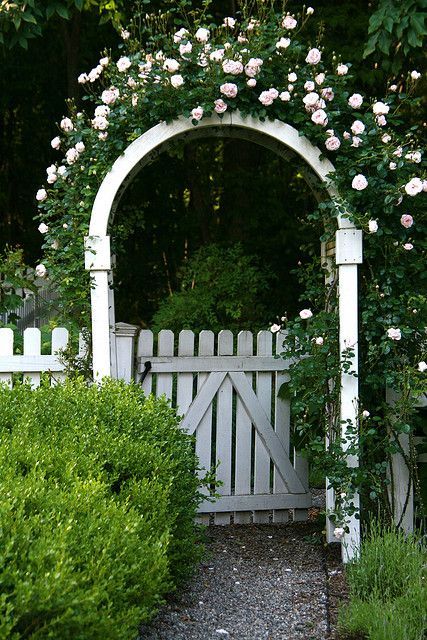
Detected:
[{"left": 136, "top": 329, "right": 311, "bottom": 524}]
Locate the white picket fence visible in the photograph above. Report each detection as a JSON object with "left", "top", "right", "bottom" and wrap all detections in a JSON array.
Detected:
[
  {"left": 134, "top": 328, "right": 311, "bottom": 524},
  {"left": 0, "top": 327, "right": 73, "bottom": 387}
]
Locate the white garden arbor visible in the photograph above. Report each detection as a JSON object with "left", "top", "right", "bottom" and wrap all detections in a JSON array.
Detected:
[{"left": 84, "top": 112, "right": 363, "bottom": 560}]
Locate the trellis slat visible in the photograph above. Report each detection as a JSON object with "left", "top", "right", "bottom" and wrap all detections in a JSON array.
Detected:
[
  {"left": 254, "top": 330, "right": 273, "bottom": 523},
  {"left": 234, "top": 331, "right": 253, "bottom": 524},
  {"left": 215, "top": 330, "right": 233, "bottom": 525}
]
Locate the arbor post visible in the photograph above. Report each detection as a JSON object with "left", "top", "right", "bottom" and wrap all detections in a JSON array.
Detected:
[{"left": 336, "top": 229, "right": 363, "bottom": 562}]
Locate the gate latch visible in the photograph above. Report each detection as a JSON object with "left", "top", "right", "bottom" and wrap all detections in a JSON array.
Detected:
[{"left": 140, "top": 360, "right": 152, "bottom": 384}]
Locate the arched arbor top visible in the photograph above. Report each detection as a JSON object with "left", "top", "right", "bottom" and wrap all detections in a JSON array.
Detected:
[{"left": 88, "top": 111, "right": 355, "bottom": 239}]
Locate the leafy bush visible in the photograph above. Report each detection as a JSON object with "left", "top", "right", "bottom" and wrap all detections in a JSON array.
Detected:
[
  {"left": 0, "top": 379, "right": 203, "bottom": 639},
  {"left": 151, "top": 243, "right": 270, "bottom": 333},
  {"left": 339, "top": 523, "right": 427, "bottom": 640}
]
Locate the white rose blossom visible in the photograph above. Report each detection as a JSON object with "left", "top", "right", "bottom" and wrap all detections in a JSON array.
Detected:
[
  {"left": 418, "top": 361, "right": 427, "bottom": 372},
  {"left": 35, "top": 264, "right": 47, "bottom": 278},
  {"left": 368, "top": 219, "right": 378, "bottom": 233},
  {"left": 410, "top": 70, "right": 421, "bottom": 80},
  {"left": 387, "top": 328, "right": 402, "bottom": 341},
  {"left": 36, "top": 188, "right": 47, "bottom": 202},
  {"left": 60, "top": 117, "right": 73, "bottom": 132},
  {"left": 276, "top": 37, "right": 291, "bottom": 50},
  {"left": 38, "top": 223, "right": 49, "bottom": 234},
  {"left": 336, "top": 64, "right": 348, "bottom": 75},
  {"left": 195, "top": 27, "right": 210, "bottom": 43},
  {"left": 270, "top": 323, "right": 281, "bottom": 333},
  {"left": 334, "top": 527, "right": 345, "bottom": 540},
  {"left": 170, "top": 74, "right": 184, "bottom": 88},
  {"left": 116, "top": 56, "right": 132, "bottom": 72},
  {"left": 404, "top": 177, "right": 423, "bottom": 196},
  {"left": 299, "top": 309, "right": 313, "bottom": 320}
]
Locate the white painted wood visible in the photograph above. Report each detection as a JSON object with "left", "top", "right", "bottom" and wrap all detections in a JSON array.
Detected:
[
  {"left": 108, "top": 260, "right": 117, "bottom": 379},
  {"left": 293, "top": 453, "right": 309, "bottom": 521},
  {"left": 89, "top": 113, "right": 350, "bottom": 239},
  {"left": 51, "top": 327, "right": 69, "bottom": 385},
  {"left": 181, "top": 372, "right": 227, "bottom": 434},
  {"left": 335, "top": 229, "right": 363, "bottom": 265},
  {"left": 338, "top": 264, "right": 360, "bottom": 562},
  {"left": 234, "top": 331, "right": 253, "bottom": 524},
  {"left": 115, "top": 322, "right": 139, "bottom": 383},
  {"left": 176, "top": 330, "right": 195, "bottom": 416},
  {"left": 23, "top": 328, "right": 41, "bottom": 388},
  {"left": 136, "top": 355, "right": 290, "bottom": 372},
  {"left": 156, "top": 330, "right": 174, "bottom": 400},
  {"left": 386, "top": 388, "right": 413, "bottom": 533},
  {"left": 0, "top": 355, "right": 68, "bottom": 373},
  {"left": 254, "top": 331, "right": 273, "bottom": 523},
  {"left": 215, "top": 330, "right": 233, "bottom": 525},
  {"left": 0, "top": 328, "right": 13, "bottom": 387},
  {"left": 137, "top": 330, "right": 154, "bottom": 394},
  {"left": 195, "top": 330, "right": 215, "bottom": 525},
  {"left": 229, "top": 371, "right": 307, "bottom": 494},
  {"left": 90, "top": 270, "right": 111, "bottom": 381},
  {"left": 84, "top": 235, "right": 111, "bottom": 270},
  {"left": 199, "top": 492, "right": 311, "bottom": 513},
  {"left": 274, "top": 331, "right": 291, "bottom": 522}
]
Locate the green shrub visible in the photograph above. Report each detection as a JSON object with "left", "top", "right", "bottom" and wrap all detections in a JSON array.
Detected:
[
  {"left": 339, "top": 523, "right": 427, "bottom": 640},
  {"left": 0, "top": 378, "right": 203, "bottom": 639}
]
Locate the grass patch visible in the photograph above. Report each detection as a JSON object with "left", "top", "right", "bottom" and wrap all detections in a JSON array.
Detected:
[{"left": 339, "top": 522, "right": 426, "bottom": 640}]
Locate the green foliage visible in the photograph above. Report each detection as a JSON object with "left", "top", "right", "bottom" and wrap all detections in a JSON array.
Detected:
[
  {"left": 151, "top": 243, "right": 270, "bottom": 333},
  {"left": 364, "top": 0, "right": 427, "bottom": 73},
  {"left": 0, "top": 378, "right": 203, "bottom": 638},
  {"left": 0, "top": 0, "right": 124, "bottom": 49},
  {"left": 338, "top": 523, "right": 427, "bottom": 640},
  {"left": 0, "top": 246, "right": 35, "bottom": 317}
]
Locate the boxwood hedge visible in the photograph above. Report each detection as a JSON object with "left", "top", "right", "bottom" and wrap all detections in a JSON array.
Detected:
[{"left": 0, "top": 378, "right": 204, "bottom": 639}]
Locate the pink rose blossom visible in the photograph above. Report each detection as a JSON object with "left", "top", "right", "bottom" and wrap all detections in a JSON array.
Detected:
[
  {"left": 247, "top": 78, "right": 256, "bottom": 87},
  {"left": 94, "top": 105, "right": 110, "bottom": 118},
  {"left": 352, "top": 174, "right": 368, "bottom": 190},
  {"left": 299, "top": 309, "right": 313, "bottom": 320},
  {"left": 276, "top": 37, "right": 291, "bottom": 50},
  {"left": 288, "top": 72, "right": 297, "bottom": 82},
  {"left": 259, "top": 90, "right": 274, "bottom": 106},
  {"left": 279, "top": 91, "right": 291, "bottom": 101},
  {"left": 244, "top": 58, "right": 263, "bottom": 77},
  {"left": 163, "top": 58, "right": 180, "bottom": 73},
  {"left": 210, "top": 49, "right": 225, "bottom": 62},
  {"left": 305, "top": 47, "right": 321, "bottom": 65},
  {"left": 321, "top": 87, "right": 334, "bottom": 101},
  {"left": 336, "top": 64, "right": 348, "bottom": 75},
  {"left": 171, "top": 74, "right": 184, "bottom": 88},
  {"left": 99, "top": 56, "right": 109, "bottom": 67},
  {"left": 400, "top": 214, "right": 414, "bottom": 228},
  {"left": 98, "top": 132, "right": 108, "bottom": 141},
  {"left": 387, "top": 328, "right": 401, "bottom": 341},
  {"left": 403, "top": 243, "right": 413, "bottom": 250},
  {"left": 51, "top": 136, "right": 61, "bottom": 150},
  {"left": 303, "top": 92, "right": 319, "bottom": 107},
  {"left": 372, "top": 101, "right": 389, "bottom": 115},
  {"left": 195, "top": 27, "right": 210, "bottom": 42},
  {"left": 282, "top": 15, "right": 297, "bottom": 29},
  {"left": 92, "top": 115, "right": 109, "bottom": 130},
  {"left": 382, "top": 134, "right": 391, "bottom": 143},
  {"left": 214, "top": 99, "right": 228, "bottom": 113},
  {"left": 116, "top": 56, "right": 131, "bottom": 72},
  {"left": 179, "top": 41, "right": 193, "bottom": 57},
  {"left": 325, "top": 136, "right": 341, "bottom": 151},
  {"left": 222, "top": 59, "right": 244, "bottom": 75},
  {"left": 174, "top": 28, "right": 189, "bottom": 43},
  {"left": 60, "top": 117, "right": 73, "bottom": 132},
  {"left": 376, "top": 115, "right": 387, "bottom": 126},
  {"left": 404, "top": 177, "right": 423, "bottom": 196},
  {"left": 102, "top": 88, "right": 119, "bottom": 105},
  {"left": 334, "top": 527, "right": 345, "bottom": 540},
  {"left": 36, "top": 188, "right": 47, "bottom": 202},
  {"left": 191, "top": 106, "right": 204, "bottom": 121},
  {"left": 315, "top": 73, "right": 325, "bottom": 84},
  {"left": 223, "top": 17, "right": 236, "bottom": 28},
  {"left": 315, "top": 336, "right": 324, "bottom": 345},
  {"left": 220, "top": 82, "right": 238, "bottom": 98},
  {"left": 311, "top": 108, "right": 328, "bottom": 126},
  {"left": 47, "top": 173, "right": 57, "bottom": 184},
  {"left": 351, "top": 136, "right": 362, "bottom": 147},
  {"left": 270, "top": 323, "right": 281, "bottom": 333},
  {"left": 351, "top": 120, "right": 365, "bottom": 135},
  {"left": 405, "top": 151, "right": 422, "bottom": 163},
  {"left": 389, "top": 162, "right": 397, "bottom": 170},
  {"left": 304, "top": 80, "right": 315, "bottom": 91},
  {"left": 121, "top": 29, "right": 130, "bottom": 40},
  {"left": 343, "top": 131, "right": 351, "bottom": 140},
  {"left": 78, "top": 73, "right": 88, "bottom": 84},
  {"left": 35, "top": 264, "right": 47, "bottom": 278},
  {"left": 393, "top": 146, "right": 403, "bottom": 157},
  {"left": 348, "top": 93, "right": 363, "bottom": 109},
  {"left": 66, "top": 148, "right": 79, "bottom": 165}
]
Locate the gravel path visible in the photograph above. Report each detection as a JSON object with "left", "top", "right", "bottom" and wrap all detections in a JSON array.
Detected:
[{"left": 139, "top": 515, "right": 343, "bottom": 640}]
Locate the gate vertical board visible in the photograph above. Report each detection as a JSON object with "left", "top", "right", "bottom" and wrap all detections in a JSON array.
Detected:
[
  {"left": 215, "top": 330, "right": 234, "bottom": 525},
  {"left": 196, "top": 331, "right": 215, "bottom": 525},
  {"left": 135, "top": 329, "right": 312, "bottom": 522},
  {"left": 254, "top": 331, "right": 273, "bottom": 523},
  {"left": 234, "top": 331, "right": 253, "bottom": 524},
  {"left": 273, "top": 331, "right": 291, "bottom": 523}
]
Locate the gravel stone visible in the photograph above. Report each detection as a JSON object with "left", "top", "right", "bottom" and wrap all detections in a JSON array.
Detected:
[{"left": 140, "top": 518, "right": 342, "bottom": 640}]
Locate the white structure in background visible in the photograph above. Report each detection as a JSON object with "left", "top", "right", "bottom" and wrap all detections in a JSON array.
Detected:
[{"left": 84, "top": 112, "right": 363, "bottom": 560}]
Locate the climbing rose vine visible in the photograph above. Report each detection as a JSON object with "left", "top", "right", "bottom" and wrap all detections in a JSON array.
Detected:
[{"left": 35, "top": 2, "right": 426, "bottom": 530}]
